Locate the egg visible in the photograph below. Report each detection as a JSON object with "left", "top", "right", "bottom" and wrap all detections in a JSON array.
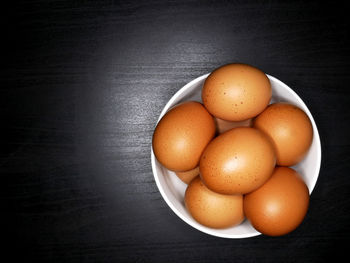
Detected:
[
  {"left": 200, "top": 127, "right": 276, "bottom": 195},
  {"left": 175, "top": 166, "right": 199, "bottom": 184},
  {"left": 202, "top": 63, "right": 271, "bottom": 121},
  {"left": 215, "top": 117, "right": 252, "bottom": 134},
  {"left": 254, "top": 102, "right": 313, "bottom": 166},
  {"left": 185, "top": 176, "right": 244, "bottom": 228},
  {"left": 244, "top": 167, "right": 309, "bottom": 236},
  {"left": 152, "top": 101, "right": 215, "bottom": 172}
]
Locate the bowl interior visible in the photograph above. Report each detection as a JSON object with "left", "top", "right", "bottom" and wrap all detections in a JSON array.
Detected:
[{"left": 151, "top": 74, "right": 321, "bottom": 238}]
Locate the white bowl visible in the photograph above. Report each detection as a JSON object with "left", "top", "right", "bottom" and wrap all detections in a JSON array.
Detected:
[{"left": 151, "top": 73, "right": 321, "bottom": 238}]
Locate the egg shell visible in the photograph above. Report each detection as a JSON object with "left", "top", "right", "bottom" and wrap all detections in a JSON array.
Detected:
[
  {"left": 254, "top": 102, "right": 313, "bottom": 166},
  {"left": 202, "top": 63, "right": 271, "bottom": 121},
  {"left": 200, "top": 127, "right": 276, "bottom": 195},
  {"left": 215, "top": 117, "right": 253, "bottom": 134},
  {"left": 152, "top": 101, "right": 216, "bottom": 172},
  {"left": 175, "top": 166, "right": 199, "bottom": 184},
  {"left": 185, "top": 176, "right": 244, "bottom": 229},
  {"left": 244, "top": 166, "right": 309, "bottom": 236}
]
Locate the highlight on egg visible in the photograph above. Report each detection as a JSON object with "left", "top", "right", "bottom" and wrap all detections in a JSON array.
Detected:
[
  {"left": 199, "top": 127, "right": 276, "bottom": 195},
  {"left": 254, "top": 102, "right": 313, "bottom": 166},
  {"left": 152, "top": 101, "right": 216, "bottom": 172},
  {"left": 244, "top": 167, "right": 309, "bottom": 236}
]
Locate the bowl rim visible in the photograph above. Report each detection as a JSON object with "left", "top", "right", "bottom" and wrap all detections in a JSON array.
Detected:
[{"left": 151, "top": 73, "right": 322, "bottom": 239}]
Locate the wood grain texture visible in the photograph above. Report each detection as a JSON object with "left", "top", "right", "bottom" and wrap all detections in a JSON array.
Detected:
[{"left": 1, "top": 0, "right": 349, "bottom": 262}]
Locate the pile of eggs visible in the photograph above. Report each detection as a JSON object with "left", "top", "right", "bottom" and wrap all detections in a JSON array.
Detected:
[{"left": 152, "top": 64, "right": 313, "bottom": 236}]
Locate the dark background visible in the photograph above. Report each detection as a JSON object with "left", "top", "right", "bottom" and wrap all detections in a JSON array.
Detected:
[{"left": 1, "top": 0, "right": 349, "bottom": 262}]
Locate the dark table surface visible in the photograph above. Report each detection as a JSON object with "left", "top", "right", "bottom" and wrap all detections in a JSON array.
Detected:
[{"left": 2, "top": 0, "right": 350, "bottom": 262}]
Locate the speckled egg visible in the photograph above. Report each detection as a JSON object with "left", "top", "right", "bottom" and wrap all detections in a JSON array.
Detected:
[
  {"left": 202, "top": 64, "right": 271, "bottom": 121},
  {"left": 200, "top": 127, "right": 276, "bottom": 195}
]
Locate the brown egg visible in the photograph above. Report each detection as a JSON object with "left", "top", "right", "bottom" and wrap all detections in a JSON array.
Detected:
[
  {"left": 185, "top": 176, "right": 244, "bottom": 228},
  {"left": 254, "top": 102, "right": 313, "bottom": 166},
  {"left": 215, "top": 117, "right": 253, "bottom": 134},
  {"left": 200, "top": 127, "right": 276, "bottom": 195},
  {"left": 202, "top": 63, "right": 271, "bottom": 121},
  {"left": 244, "top": 167, "right": 309, "bottom": 236},
  {"left": 152, "top": 101, "right": 215, "bottom": 172},
  {"left": 175, "top": 166, "right": 199, "bottom": 184}
]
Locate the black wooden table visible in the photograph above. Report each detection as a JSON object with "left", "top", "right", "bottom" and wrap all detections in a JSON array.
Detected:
[{"left": 2, "top": 1, "right": 349, "bottom": 262}]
